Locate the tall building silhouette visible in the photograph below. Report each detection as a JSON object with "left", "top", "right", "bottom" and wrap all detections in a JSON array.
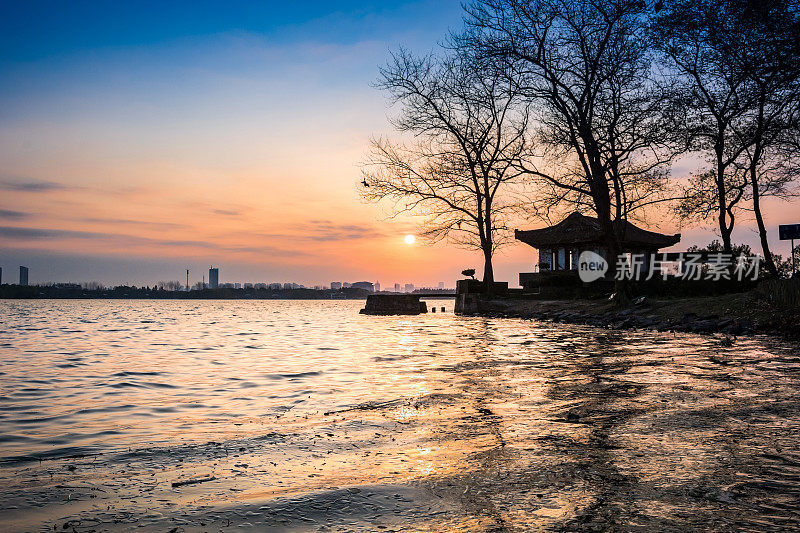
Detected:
[
  {"left": 19, "top": 266, "right": 29, "bottom": 286},
  {"left": 209, "top": 267, "right": 219, "bottom": 289}
]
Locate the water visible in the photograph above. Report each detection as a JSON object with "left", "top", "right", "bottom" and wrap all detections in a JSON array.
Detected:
[{"left": 1, "top": 299, "right": 799, "bottom": 531}]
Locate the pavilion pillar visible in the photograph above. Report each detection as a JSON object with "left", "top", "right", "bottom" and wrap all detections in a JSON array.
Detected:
[{"left": 642, "top": 250, "right": 652, "bottom": 279}]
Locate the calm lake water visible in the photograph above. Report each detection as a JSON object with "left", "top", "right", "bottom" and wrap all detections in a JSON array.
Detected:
[{"left": 1, "top": 299, "right": 799, "bottom": 531}]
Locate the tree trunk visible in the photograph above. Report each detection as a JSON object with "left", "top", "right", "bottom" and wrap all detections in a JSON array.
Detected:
[
  {"left": 594, "top": 187, "right": 618, "bottom": 280},
  {"left": 482, "top": 246, "right": 494, "bottom": 294},
  {"left": 481, "top": 199, "right": 495, "bottom": 295},
  {"left": 715, "top": 142, "right": 733, "bottom": 253},
  {"left": 750, "top": 168, "right": 778, "bottom": 277}
]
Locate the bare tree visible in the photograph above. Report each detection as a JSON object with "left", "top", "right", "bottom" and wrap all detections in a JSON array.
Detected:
[
  {"left": 157, "top": 280, "right": 182, "bottom": 291},
  {"left": 656, "top": 0, "right": 800, "bottom": 275},
  {"left": 464, "top": 0, "right": 678, "bottom": 263},
  {"left": 360, "top": 46, "right": 531, "bottom": 289},
  {"left": 727, "top": 0, "right": 800, "bottom": 276},
  {"left": 653, "top": 0, "right": 753, "bottom": 253}
]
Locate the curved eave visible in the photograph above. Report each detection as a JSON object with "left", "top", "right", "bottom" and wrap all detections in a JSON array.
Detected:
[{"left": 515, "top": 229, "right": 682, "bottom": 250}]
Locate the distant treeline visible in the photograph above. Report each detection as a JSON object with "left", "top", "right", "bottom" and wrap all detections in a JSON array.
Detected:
[{"left": 0, "top": 285, "right": 373, "bottom": 300}]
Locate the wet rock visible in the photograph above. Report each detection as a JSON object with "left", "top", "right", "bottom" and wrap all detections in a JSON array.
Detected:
[
  {"left": 724, "top": 323, "right": 743, "bottom": 335},
  {"left": 693, "top": 320, "right": 718, "bottom": 333}
]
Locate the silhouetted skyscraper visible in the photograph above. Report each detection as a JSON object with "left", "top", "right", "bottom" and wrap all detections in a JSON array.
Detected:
[
  {"left": 19, "top": 266, "right": 29, "bottom": 286},
  {"left": 0, "top": 266, "right": 3, "bottom": 285},
  {"left": 209, "top": 267, "right": 219, "bottom": 289}
]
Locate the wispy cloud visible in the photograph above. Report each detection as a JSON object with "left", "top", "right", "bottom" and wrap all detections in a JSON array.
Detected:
[
  {"left": 258, "top": 220, "right": 386, "bottom": 242},
  {"left": 0, "top": 226, "right": 93, "bottom": 239},
  {"left": 80, "top": 217, "right": 187, "bottom": 230},
  {"left": 212, "top": 209, "right": 241, "bottom": 216},
  {"left": 300, "top": 220, "right": 386, "bottom": 241},
  {"left": 0, "top": 225, "right": 307, "bottom": 257},
  {"left": 0, "top": 209, "right": 31, "bottom": 220},
  {"left": 0, "top": 178, "right": 71, "bottom": 192}
]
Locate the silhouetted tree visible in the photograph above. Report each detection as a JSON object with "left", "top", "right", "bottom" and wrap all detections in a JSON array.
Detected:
[
  {"left": 157, "top": 280, "right": 182, "bottom": 291},
  {"left": 727, "top": 0, "right": 800, "bottom": 276},
  {"left": 654, "top": 0, "right": 753, "bottom": 253},
  {"left": 655, "top": 0, "right": 800, "bottom": 275},
  {"left": 463, "top": 0, "right": 679, "bottom": 263},
  {"left": 361, "top": 46, "right": 532, "bottom": 289},
  {"left": 776, "top": 244, "right": 800, "bottom": 278}
]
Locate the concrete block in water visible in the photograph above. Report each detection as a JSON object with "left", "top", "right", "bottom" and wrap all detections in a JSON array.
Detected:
[{"left": 360, "top": 294, "right": 428, "bottom": 315}]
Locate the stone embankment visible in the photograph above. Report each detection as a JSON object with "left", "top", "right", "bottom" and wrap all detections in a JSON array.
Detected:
[{"left": 459, "top": 297, "right": 798, "bottom": 338}]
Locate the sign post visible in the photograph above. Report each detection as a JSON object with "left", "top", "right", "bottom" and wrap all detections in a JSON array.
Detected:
[{"left": 779, "top": 224, "right": 800, "bottom": 276}]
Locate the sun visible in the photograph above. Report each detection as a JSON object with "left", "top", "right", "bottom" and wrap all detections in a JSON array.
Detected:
[{"left": 404, "top": 234, "right": 416, "bottom": 245}]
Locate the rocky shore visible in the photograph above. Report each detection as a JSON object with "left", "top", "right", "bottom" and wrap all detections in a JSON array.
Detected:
[{"left": 460, "top": 293, "right": 799, "bottom": 339}]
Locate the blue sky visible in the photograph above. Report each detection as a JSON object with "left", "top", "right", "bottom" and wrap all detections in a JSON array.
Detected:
[{"left": 0, "top": 1, "right": 462, "bottom": 62}]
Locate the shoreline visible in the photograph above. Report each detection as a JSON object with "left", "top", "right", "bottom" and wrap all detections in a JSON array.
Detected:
[{"left": 460, "top": 293, "right": 800, "bottom": 340}]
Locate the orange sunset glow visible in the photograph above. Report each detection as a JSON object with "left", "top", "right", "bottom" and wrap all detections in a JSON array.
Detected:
[{"left": 1, "top": 1, "right": 798, "bottom": 288}]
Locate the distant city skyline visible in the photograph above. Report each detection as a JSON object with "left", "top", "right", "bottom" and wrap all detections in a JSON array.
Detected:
[{"left": 0, "top": 261, "right": 453, "bottom": 291}]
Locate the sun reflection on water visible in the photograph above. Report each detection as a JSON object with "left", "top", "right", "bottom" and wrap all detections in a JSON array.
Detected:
[{"left": 0, "top": 300, "right": 798, "bottom": 531}]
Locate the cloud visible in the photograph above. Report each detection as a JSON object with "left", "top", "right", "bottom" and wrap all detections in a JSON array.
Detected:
[
  {"left": 257, "top": 220, "right": 386, "bottom": 242},
  {"left": 301, "top": 220, "right": 386, "bottom": 241},
  {"left": 0, "top": 178, "right": 70, "bottom": 192},
  {"left": 80, "top": 217, "right": 187, "bottom": 230},
  {"left": 212, "top": 209, "right": 241, "bottom": 216},
  {"left": 0, "top": 225, "right": 306, "bottom": 257},
  {"left": 0, "top": 209, "right": 31, "bottom": 220},
  {"left": 0, "top": 226, "right": 94, "bottom": 239}
]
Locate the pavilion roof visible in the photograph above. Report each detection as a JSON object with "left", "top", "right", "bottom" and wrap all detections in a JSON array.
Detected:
[{"left": 514, "top": 212, "right": 681, "bottom": 250}]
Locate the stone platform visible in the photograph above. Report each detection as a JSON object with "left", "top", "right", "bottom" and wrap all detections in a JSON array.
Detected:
[{"left": 360, "top": 294, "right": 427, "bottom": 315}]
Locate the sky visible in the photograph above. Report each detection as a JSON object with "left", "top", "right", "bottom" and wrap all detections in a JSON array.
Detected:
[{"left": 0, "top": 1, "right": 797, "bottom": 288}]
